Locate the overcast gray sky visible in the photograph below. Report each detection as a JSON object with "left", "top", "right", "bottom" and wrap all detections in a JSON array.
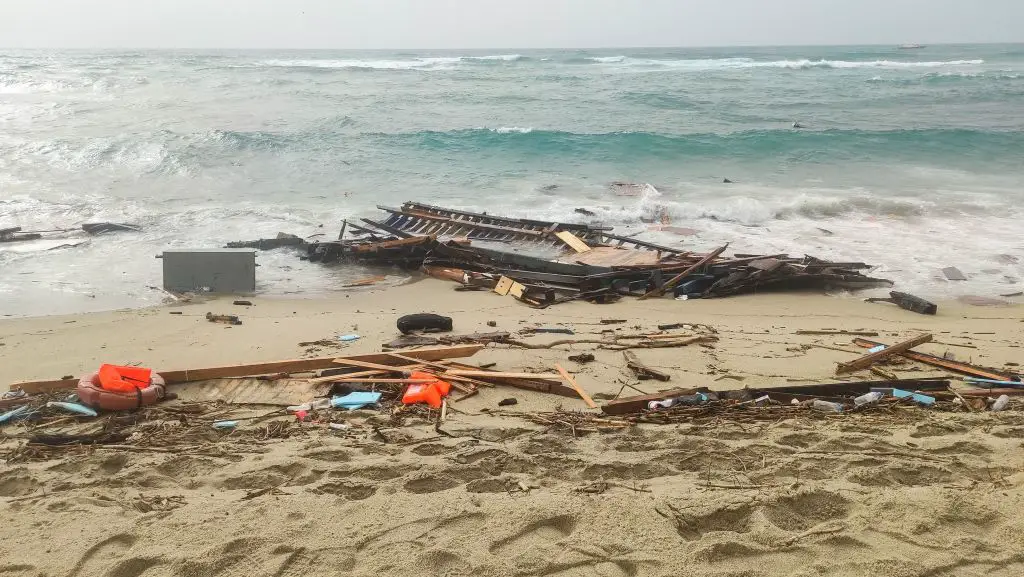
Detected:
[{"left": 2, "top": 0, "right": 1022, "bottom": 49}]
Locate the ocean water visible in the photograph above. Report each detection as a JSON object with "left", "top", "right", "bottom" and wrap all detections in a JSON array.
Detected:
[{"left": 2, "top": 45, "right": 1024, "bottom": 316}]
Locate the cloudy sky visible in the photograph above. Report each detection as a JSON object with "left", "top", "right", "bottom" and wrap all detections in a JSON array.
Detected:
[{"left": 2, "top": 0, "right": 1022, "bottom": 49}]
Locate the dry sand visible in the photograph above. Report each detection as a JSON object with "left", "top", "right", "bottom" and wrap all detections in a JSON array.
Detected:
[{"left": 2, "top": 280, "right": 1024, "bottom": 576}]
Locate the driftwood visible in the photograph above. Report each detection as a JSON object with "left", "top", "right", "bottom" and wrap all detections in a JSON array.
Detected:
[
  {"left": 836, "top": 334, "right": 932, "bottom": 374},
  {"left": 554, "top": 364, "right": 597, "bottom": 409},
  {"left": 623, "top": 351, "right": 671, "bottom": 381}
]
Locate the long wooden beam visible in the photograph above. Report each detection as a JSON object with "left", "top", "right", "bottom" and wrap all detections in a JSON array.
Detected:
[
  {"left": 10, "top": 345, "right": 484, "bottom": 394},
  {"left": 852, "top": 338, "right": 1015, "bottom": 381},
  {"left": 836, "top": 334, "right": 932, "bottom": 374}
]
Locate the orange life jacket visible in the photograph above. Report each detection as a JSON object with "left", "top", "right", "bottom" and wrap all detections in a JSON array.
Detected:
[
  {"left": 98, "top": 364, "right": 153, "bottom": 393},
  {"left": 401, "top": 371, "right": 451, "bottom": 408}
]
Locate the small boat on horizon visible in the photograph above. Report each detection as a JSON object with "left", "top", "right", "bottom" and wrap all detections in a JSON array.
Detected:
[{"left": 898, "top": 44, "right": 926, "bottom": 50}]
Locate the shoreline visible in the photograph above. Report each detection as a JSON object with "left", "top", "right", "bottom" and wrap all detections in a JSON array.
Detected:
[{"left": 3, "top": 278, "right": 1021, "bottom": 390}]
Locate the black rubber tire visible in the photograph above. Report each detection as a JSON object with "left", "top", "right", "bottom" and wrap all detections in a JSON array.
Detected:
[{"left": 397, "top": 313, "right": 453, "bottom": 335}]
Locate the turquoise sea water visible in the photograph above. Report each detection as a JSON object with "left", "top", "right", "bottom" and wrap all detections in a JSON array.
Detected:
[{"left": 2, "top": 45, "right": 1023, "bottom": 315}]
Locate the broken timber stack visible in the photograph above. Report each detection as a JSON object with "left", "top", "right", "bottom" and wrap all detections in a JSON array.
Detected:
[{"left": 232, "top": 201, "right": 892, "bottom": 306}]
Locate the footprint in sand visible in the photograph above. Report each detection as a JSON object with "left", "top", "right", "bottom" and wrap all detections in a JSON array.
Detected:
[
  {"left": 489, "top": 514, "right": 577, "bottom": 554},
  {"left": 67, "top": 537, "right": 137, "bottom": 573}
]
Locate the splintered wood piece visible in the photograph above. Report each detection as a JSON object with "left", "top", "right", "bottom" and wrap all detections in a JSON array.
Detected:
[
  {"left": 796, "top": 330, "right": 880, "bottom": 337},
  {"left": 836, "top": 334, "right": 932, "bottom": 374},
  {"left": 640, "top": 244, "right": 728, "bottom": 299},
  {"left": 493, "top": 276, "right": 515, "bottom": 296},
  {"left": 554, "top": 230, "right": 593, "bottom": 253},
  {"left": 332, "top": 358, "right": 423, "bottom": 372},
  {"left": 555, "top": 364, "right": 597, "bottom": 409},
  {"left": 443, "top": 370, "right": 562, "bottom": 381},
  {"left": 623, "top": 351, "right": 671, "bottom": 381},
  {"left": 319, "top": 378, "right": 438, "bottom": 384}
]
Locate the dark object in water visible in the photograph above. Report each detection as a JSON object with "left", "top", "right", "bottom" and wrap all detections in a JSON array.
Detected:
[
  {"left": 942, "top": 266, "right": 967, "bottom": 281},
  {"left": 574, "top": 208, "right": 596, "bottom": 217},
  {"left": 82, "top": 222, "right": 142, "bottom": 235},
  {"left": 866, "top": 291, "right": 937, "bottom": 315},
  {"left": 397, "top": 313, "right": 453, "bottom": 335},
  {"left": 228, "top": 232, "right": 304, "bottom": 250},
  {"left": 722, "top": 178, "right": 733, "bottom": 183}
]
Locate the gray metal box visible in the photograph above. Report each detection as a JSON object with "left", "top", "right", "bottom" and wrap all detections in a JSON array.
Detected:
[{"left": 162, "top": 249, "right": 256, "bottom": 293}]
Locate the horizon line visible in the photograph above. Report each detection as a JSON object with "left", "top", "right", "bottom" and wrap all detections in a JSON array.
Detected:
[{"left": 1, "top": 41, "right": 1021, "bottom": 52}]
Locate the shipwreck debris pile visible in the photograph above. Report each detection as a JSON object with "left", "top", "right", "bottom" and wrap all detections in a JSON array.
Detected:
[{"left": 232, "top": 201, "right": 893, "bottom": 306}]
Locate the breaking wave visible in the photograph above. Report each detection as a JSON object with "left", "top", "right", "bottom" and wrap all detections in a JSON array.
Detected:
[
  {"left": 584, "top": 57, "right": 985, "bottom": 70},
  {"left": 258, "top": 54, "right": 526, "bottom": 71}
]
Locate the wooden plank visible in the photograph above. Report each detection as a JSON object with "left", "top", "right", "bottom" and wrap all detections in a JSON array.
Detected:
[
  {"left": 555, "top": 364, "right": 597, "bottom": 408},
  {"left": 494, "top": 276, "right": 515, "bottom": 296},
  {"left": 569, "top": 247, "right": 662, "bottom": 268},
  {"left": 554, "top": 231, "right": 592, "bottom": 253},
  {"left": 332, "top": 358, "right": 423, "bottom": 372},
  {"left": 852, "top": 338, "right": 1015, "bottom": 381},
  {"left": 601, "top": 387, "right": 699, "bottom": 415},
  {"left": 836, "top": 334, "right": 933, "bottom": 374},
  {"left": 383, "top": 207, "right": 545, "bottom": 237},
  {"left": 796, "top": 330, "right": 880, "bottom": 337},
  {"left": 955, "top": 388, "right": 1024, "bottom": 397},
  {"left": 10, "top": 345, "right": 484, "bottom": 394},
  {"left": 350, "top": 235, "right": 433, "bottom": 253},
  {"left": 322, "top": 378, "right": 437, "bottom": 384},
  {"left": 310, "top": 369, "right": 391, "bottom": 384},
  {"left": 444, "top": 370, "right": 563, "bottom": 381},
  {"left": 623, "top": 351, "right": 671, "bottom": 382},
  {"left": 640, "top": 244, "right": 729, "bottom": 299},
  {"left": 750, "top": 378, "right": 951, "bottom": 398}
]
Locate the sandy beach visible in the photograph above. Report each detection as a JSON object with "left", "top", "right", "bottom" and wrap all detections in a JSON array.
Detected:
[{"left": 2, "top": 280, "right": 1024, "bottom": 576}]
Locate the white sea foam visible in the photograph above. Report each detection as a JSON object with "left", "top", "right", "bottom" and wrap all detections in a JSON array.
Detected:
[
  {"left": 588, "top": 57, "right": 986, "bottom": 71},
  {"left": 260, "top": 54, "right": 523, "bottom": 71},
  {"left": 491, "top": 126, "right": 534, "bottom": 134}
]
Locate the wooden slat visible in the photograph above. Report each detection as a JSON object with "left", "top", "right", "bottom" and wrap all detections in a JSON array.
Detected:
[
  {"left": 10, "top": 345, "right": 485, "bottom": 394},
  {"left": 443, "top": 370, "right": 563, "bottom": 381},
  {"left": 332, "top": 358, "right": 423, "bottom": 372},
  {"left": 381, "top": 207, "right": 545, "bottom": 237},
  {"left": 852, "top": 338, "right": 1015, "bottom": 381},
  {"left": 569, "top": 247, "right": 662, "bottom": 268},
  {"left": 350, "top": 235, "right": 433, "bottom": 253},
  {"left": 554, "top": 231, "right": 592, "bottom": 253},
  {"left": 555, "top": 364, "right": 597, "bottom": 408},
  {"left": 319, "top": 378, "right": 437, "bottom": 384},
  {"left": 623, "top": 351, "right": 671, "bottom": 381},
  {"left": 359, "top": 218, "right": 413, "bottom": 239},
  {"left": 836, "top": 334, "right": 932, "bottom": 374}
]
